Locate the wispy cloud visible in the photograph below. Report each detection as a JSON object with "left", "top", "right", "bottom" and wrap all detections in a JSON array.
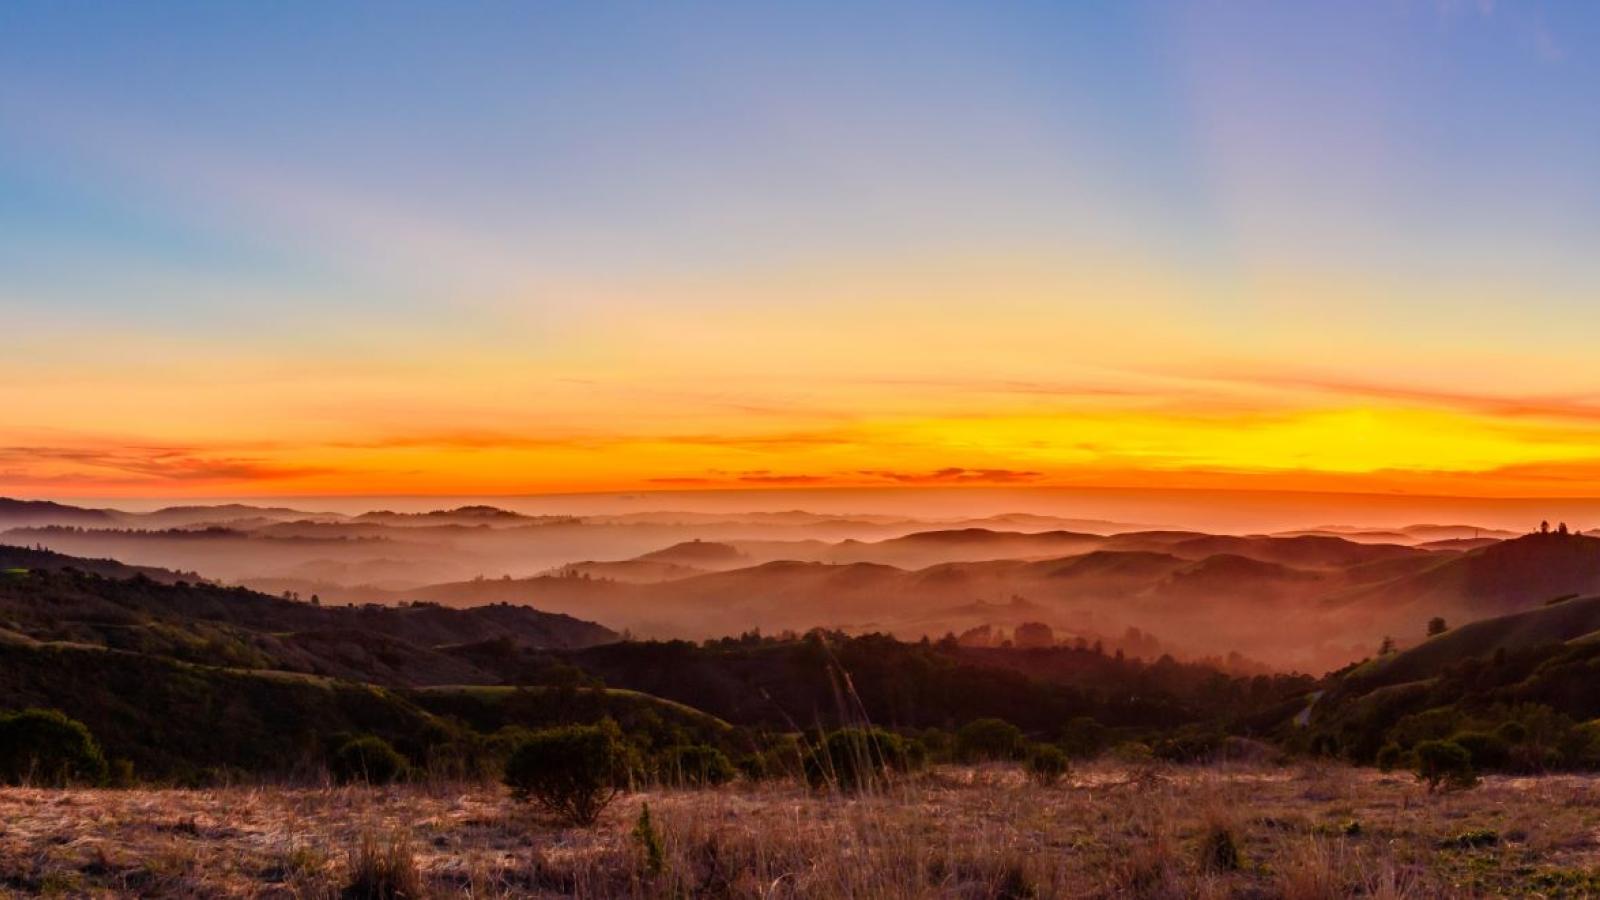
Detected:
[
  {"left": 859, "top": 467, "right": 1045, "bottom": 485},
  {"left": 0, "top": 445, "right": 333, "bottom": 485}
]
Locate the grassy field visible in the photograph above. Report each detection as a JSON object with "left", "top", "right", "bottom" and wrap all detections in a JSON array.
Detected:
[{"left": 3, "top": 762, "right": 1600, "bottom": 898}]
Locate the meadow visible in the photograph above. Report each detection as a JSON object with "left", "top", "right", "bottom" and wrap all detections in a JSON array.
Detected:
[{"left": 4, "top": 761, "right": 1599, "bottom": 898}]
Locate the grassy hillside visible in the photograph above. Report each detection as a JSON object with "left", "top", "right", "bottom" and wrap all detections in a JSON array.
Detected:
[
  {"left": 1348, "top": 594, "right": 1600, "bottom": 690},
  {"left": 0, "top": 563, "right": 617, "bottom": 687}
]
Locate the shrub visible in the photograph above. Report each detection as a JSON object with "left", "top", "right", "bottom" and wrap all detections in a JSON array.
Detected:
[
  {"left": 1025, "top": 743, "right": 1070, "bottom": 786},
  {"left": 1442, "top": 828, "right": 1499, "bottom": 849},
  {"left": 504, "top": 723, "right": 626, "bottom": 826},
  {"left": 1198, "top": 823, "right": 1242, "bottom": 872},
  {"left": 656, "top": 744, "right": 735, "bottom": 787},
  {"left": 0, "top": 708, "right": 108, "bottom": 786},
  {"left": 738, "top": 736, "right": 804, "bottom": 781},
  {"left": 955, "top": 718, "right": 1025, "bottom": 762},
  {"left": 1495, "top": 721, "right": 1529, "bottom": 745},
  {"left": 1375, "top": 742, "right": 1408, "bottom": 773},
  {"left": 1153, "top": 730, "right": 1227, "bottom": 764},
  {"left": 1414, "top": 740, "right": 1477, "bottom": 792},
  {"left": 917, "top": 727, "right": 954, "bottom": 763},
  {"left": 1108, "top": 741, "right": 1154, "bottom": 764},
  {"left": 1451, "top": 731, "right": 1511, "bottom": 770},
  {"left": 804, "top": 728, "right": 913, "bottom": 791},
  {"left": 331, "top": 736, "right": 408, "bottom": 786},
  {"left": 1059, "top": 717, "right": 1109, "bottom": 759}
]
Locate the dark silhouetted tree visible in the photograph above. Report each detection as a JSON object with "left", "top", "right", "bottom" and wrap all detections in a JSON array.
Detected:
[{"left": 1427, "top": 617, "right": 1448, "bottom": 637}]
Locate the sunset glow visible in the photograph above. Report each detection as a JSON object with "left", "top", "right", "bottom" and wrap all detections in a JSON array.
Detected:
[{"left": 5, "top": 2, "right": 1599, "bottom": 499}]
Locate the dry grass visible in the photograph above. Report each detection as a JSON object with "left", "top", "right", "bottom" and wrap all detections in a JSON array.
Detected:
[{"left": 2, "top": 762, "right": 1600, "bottom": 897}]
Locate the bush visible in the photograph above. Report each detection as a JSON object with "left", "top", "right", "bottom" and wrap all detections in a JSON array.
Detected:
[
  {"left": 331, "top": 736, "right": 409, "bottom": 785},
  {"left": 1198, "top": 823, "right": 1242, "bottom": 872},
  {"left": 1025, "top": 743, "right": 1070, "bottom": 786},
  {"left": 656, "top": 744, "right": 735, "bottom": 787},
  {"left": 1414, "top": 740, "right": 1477, "bottom": 792},
  {"left": 504, "top": 723, "right": 627, "bottom": 826},
  {"left": 738, "top": 736, "right": 804, "bottom": 781},
  {"left": 1495, "top": 721, "right": 1528, "bottom": 745},
  {"left": 1452, "top": 731, "right": 1511, "bottom": 770},
  {"left": 1153, "top": 730, "right": 1227, "bottom": 764},
  {"left": 804, "top": 728, "right": 913, "bottom": 791},
  {"left": 1060, "top": 717, "right": 1109, "bottom": 759},
  {"left": 955, "top": 718, "right": 1025, "bottom": 762},
  {"left": 916, "top": 727, "right": 954, "bottom": 763},
  {"left": 0, "top": 708, "right": 108, "bottom": 786},
  {"left": 1108, "top": 741, "right": 1154, "bottom": 764},
  {"left": 1375, "top": 742, "right": 1408, "bottom": 773}
]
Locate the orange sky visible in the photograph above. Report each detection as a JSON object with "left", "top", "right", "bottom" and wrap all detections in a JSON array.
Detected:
[{"left": 6, "top": 3, "right": 1600, "bottom": 502}]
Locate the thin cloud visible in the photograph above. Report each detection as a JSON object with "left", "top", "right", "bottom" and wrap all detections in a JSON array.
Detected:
[
  {"left": 859, "top": 467, "right": 1044, "bottom": 485},
  {"left": 1200, "top": 371, "right": 1600, "bottom": 424},
  {"left": 0, "top": 445, "right": 333, "bottom": 484}
]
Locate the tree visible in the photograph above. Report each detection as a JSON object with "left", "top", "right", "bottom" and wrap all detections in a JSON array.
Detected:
[
  {"left": 1541, "top": 520, "right": 1551, "bottom": 534},
  {"left": 504, "top": 722, "right": 628, "bottom": 826},
  {"left": 1427, "top": 617, "right": 1448, "bottom": 637},
  {"left": 1559, "top": 522, "right": 1570, "bottom": 535},
  {"left": 1378, "top": 636, "right": 1396, "bottom": 655},
  {"left": 1013, "top": 621, "right": 1055, "bottom": 649}
]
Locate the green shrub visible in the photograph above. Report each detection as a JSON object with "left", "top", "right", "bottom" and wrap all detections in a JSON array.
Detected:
[
  {"left": 0, "top": 708, "right": 108, "bottom": 786},
  {"left": 1495, "top": 721, "right": 1529, "bottom": 745},
  {"left": 804, "top": 728, "right": 913, "bottom": 791},
  {"left": 1108, "top": 741, "right": 1154, "bottom": 764},
  {"left": 1375, "top": 741, "right": 1408, "bottom": 773},
  {"left": 656, "top": 744, "right": 735, "bottom": 787},
  {"left": 1414, "top": 739, "right": 1477, "bottom": 792},
  {"left": 1153, "top": 730, "right": 1227, "bottom": 764},
  {"left": 331, "top": 736, "right": 408, "bottom": 785},
  {"left": 1198, "top": 823, "right": 1242, "bottom": 872},
  {"left": 1442, "top": 828, "right": 1499, "bottom": 849},
  {"left": 504, "top": 723, "right": 627, "bottom": 826},
  {"left": 916, "top": 727, "right": 954, "bottom": 763},
  {"left": 633, "top": 802, "right": 666, "bottom": 876},
  {"left": 1025, "top": 743, "right": 1070, "bottom": 786},
  {"left": 1451, "top": 731, "right": 1511, "bottom": 770},
  {"left": 955, "top": 718, "right": 1024, "bottom": 762},
  {"left": 1060, "top": 717, "right": 1109, "bottom": 759},
  {"left": 738, "top": 737, "right": 804, "bottom": 781}
]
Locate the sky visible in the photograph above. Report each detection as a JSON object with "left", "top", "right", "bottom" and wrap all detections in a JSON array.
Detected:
[{"left": 3, "top": 1, "right": 1600, "bottom": 501}]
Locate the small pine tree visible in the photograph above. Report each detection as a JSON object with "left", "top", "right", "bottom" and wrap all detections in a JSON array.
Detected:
[
  {"left": 632, "top": 803, "right": 665, "bottom": 876},
  {"left": 1427, "top": 617, "right": 1448, "bottom": 637}
]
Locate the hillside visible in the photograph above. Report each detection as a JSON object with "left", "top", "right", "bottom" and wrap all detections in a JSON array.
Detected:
[
  {"left": 1343, "top": 593, "right": 1600, "bottom": 691},
  {"left": 0, "top": 543, "right": 198, "bottom": 582},
  {"left": 1330, "top": 532, "right": 1600, "bottom": 622},
  {"left": 0, "top": 558, "right": 618, "bottom": 687}
]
